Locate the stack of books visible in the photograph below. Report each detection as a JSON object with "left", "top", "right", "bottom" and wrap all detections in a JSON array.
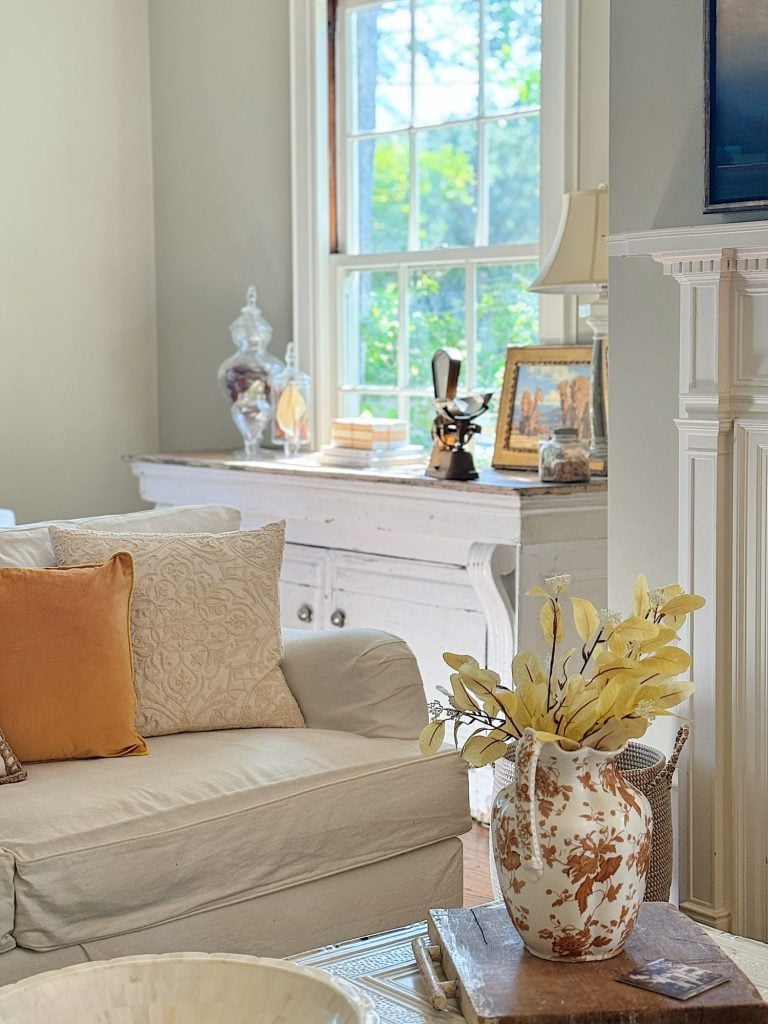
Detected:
[{"left": 320, "top": 416, "right": 424, "bottom": 468}]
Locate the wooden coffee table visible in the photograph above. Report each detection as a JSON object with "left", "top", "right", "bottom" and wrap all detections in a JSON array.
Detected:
[{"left": 291, "top": 912, "right": 768, "bottom": 1024}]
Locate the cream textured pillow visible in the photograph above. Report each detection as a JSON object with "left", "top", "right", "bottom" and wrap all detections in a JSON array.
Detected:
[
  {"left": 50, "top": 523, "right": 304, "bottom": 737},
  {"left": 0, "top": 504, "right": 242, "bottom": 569}
]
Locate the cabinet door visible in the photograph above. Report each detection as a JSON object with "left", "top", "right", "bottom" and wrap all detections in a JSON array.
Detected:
[
  {"left": 280, "top": 544, "right": 327, "bottom": 631},
  {"left": 327, "top": 552, "right": 487, "bottom": 704}
]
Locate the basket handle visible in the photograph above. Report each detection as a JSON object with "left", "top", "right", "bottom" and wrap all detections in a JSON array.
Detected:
[{"left": 647, "top": 725, "right": 689, "bottom": 794}]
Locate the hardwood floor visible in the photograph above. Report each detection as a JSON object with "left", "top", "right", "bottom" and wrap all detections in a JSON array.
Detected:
[{"left": 460, "top": 821, "right": 494, "bottom": 907}]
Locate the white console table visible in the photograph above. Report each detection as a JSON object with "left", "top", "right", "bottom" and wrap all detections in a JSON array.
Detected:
[
  {"left": 128, "top": 451, "right": 607, "bottom": 699},
  {"left": 129, "top": 452, "right": 606, "bottom": 818}
]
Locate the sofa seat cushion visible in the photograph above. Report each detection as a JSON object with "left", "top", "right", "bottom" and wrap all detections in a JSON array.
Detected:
[{"left": 1, "top": 729, "right": 468, "bottom": 952}]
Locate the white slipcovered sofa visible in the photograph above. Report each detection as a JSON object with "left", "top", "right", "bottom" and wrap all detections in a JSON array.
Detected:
[{"left": 0, "top": 505, "right": 470, "bottom": 987}]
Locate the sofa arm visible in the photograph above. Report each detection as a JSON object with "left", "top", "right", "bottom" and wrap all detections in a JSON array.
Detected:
[{"left": 281, "top": 628, "right": 428, "bottom": 739}]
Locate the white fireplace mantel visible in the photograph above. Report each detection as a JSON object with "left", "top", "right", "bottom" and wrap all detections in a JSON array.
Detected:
[{"left": 609, "top": 221, "right": 768, "bottom": 940}]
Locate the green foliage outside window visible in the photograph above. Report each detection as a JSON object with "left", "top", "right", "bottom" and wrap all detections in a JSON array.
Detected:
[{"left": 345, "top": 0, "right": 542, "bottom": 448}]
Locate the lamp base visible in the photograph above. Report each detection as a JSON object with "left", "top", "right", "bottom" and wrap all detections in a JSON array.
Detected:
[{"left": 585, "top": 317, "right": 609, "bottom": 477}]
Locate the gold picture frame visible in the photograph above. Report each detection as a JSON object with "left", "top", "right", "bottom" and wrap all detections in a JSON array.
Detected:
[{"left": 493, "top": 344, "right": 595, "bottom": 470}]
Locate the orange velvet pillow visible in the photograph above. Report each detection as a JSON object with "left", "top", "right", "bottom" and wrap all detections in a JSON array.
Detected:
[{"left": 0, "top": 553, "right": 147, "bottom": 762}]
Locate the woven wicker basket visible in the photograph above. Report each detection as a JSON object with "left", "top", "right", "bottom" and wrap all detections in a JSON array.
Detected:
[{"left": 489, "top": 726, "right": 689, "bottom": 903}]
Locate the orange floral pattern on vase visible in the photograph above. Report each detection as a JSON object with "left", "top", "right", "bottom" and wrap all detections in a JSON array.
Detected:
[{"left": 491, "top": 728, "right": 653, "bottom": 962}]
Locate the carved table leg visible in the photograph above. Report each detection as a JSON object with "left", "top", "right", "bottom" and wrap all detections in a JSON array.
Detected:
[{"left": 466, "top": 542, "right": 516, "bottom": 679}]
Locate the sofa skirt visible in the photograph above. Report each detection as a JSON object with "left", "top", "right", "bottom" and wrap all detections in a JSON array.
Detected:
[{"left": 0, "top": 838, "right": 463, "bottom": 988}]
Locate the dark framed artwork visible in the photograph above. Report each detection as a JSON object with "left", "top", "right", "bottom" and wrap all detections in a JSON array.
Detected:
[
  {"left": 705, "top": 0, "right": 768, "bottom": 212},
  {"left": 492, "top": 345, "right": 595, "bottom": 470}
]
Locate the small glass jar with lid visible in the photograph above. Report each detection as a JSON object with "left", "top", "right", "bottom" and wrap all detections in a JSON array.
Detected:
[
  {"left": 538, "top": 427, "right": 591, "bottom": 483},
  {"left": 270, "top": 342, "right": 311, "bottom": 457}
]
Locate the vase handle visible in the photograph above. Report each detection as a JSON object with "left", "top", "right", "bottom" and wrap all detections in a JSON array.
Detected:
[{"left": 514, "top": 728, "right": 544, "bottom": 880}]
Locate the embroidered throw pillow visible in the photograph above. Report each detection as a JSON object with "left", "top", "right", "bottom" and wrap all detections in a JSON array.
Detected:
[
  {"left": 0, "top": 553, "right": 147, "bottom": 762},
  {"left": 50, "top": 523, "right": 304, "bottom": 737},
  {"left": 0, "top": 727, "right": 26, "bottom": 784}
]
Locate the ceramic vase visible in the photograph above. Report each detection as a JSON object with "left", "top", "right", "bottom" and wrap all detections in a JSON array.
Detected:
[{"left": 491, "top": 728, "right": 652, "bottom": 962}]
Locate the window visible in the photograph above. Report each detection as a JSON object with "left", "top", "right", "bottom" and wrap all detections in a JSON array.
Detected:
[
  {"left": 334, "top": 0, "right": 542, "bottom": 452},
  {"left": 290, "top": 0, "right": 578, "bottom": 448}
]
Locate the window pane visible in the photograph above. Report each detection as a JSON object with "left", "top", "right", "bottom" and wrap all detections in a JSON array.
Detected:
[
  {"left": 344, "top": 270, "right": 399, "bottom": 387},
  {"left": 484, "top": 0, "right": 541, "bottom": 115},
  {"left": 353, "top": 134, "right": 410, "bottom": 253},
  {"left": 487, "top": 114, "right": 539, "bottom": 244},
  {"left": 473, "top": 394, "right": 500, "bottom": 469},
  {"left": 414, "top": 0, "right": 479, "bottom": 125},
  {"left": 342, "top": 393, "right": 401, "bottom": 419},
  {"left": 408, "top": 266, "right": 466, "bottom": 389},
  {"left": 475, "top": 261, "right": 538, "bottom": 389},
  {"left": 417, "top": 124, "right": 478, "bottom": 249},
  {"left": 407, "top": 395, "right": 435, "bottom": 449},
  {"left": 348, "top": 1, "right": 412, "bottom": 133}
]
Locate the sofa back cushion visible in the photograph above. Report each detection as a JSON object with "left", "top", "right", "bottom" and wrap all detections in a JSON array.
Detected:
[
  {"left": 0, "top": 505, "right": 242, "bottom": 569},
  {"left": 0, "top": 553, "right": 147, "bottom": 762},
  {"left": 50, "top": 523, "right": 305, "bottom": 737}
]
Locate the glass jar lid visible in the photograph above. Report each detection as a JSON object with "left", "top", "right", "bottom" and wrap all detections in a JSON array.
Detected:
[{"left": 229, "top": 286, "right": 273, "bottom": 351}]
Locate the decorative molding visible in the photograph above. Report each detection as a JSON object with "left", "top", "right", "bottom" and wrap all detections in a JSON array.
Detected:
[
  {"left": 623, "top": 230, "right": 768, "bottom": 938},
  {"left": 731, "top": 422, "right": 768, "bottom": 938},
  {"left": 676, "top": 439, "right": 732, "bottom": 931},
  {"left": 681, "top": 899, "right": 733, "bottom": 932},
  {"left": 735, "top": 289, "right": 768, "bottom": 390},
  {"left": 607, "top": 220, "right": 768, "bottom": 258}
]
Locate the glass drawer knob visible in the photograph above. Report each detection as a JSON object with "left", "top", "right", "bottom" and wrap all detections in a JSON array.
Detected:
[
  {"left": 297, "top": 604, "right": 313, "bottom": 623},
  {"left": 330, "top": 609, "right": 346, "bottom": 628}
]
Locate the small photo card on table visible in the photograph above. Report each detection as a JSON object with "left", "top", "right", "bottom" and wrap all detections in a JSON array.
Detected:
[{"left": 616, "top": 958, "right": 730, "bottom": 1001}]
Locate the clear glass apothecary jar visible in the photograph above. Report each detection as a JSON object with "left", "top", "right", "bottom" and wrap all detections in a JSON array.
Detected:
[
  {"left": 217, "top": 286, "right": 284, "bottom": 457},
  {"left": 271, "top": 343, "right": 311, "bottom": 457},
  {"left": 538, "top": 427, "right": 591, "bottom": 483}
]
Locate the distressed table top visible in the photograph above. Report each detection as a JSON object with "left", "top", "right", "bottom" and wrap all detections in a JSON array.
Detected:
[
  {"left": 291, "top": 912, "right": 768, "bottom": 1024},
  {"left": 126, "top": 450, "right": 608, "bottom": 498}
]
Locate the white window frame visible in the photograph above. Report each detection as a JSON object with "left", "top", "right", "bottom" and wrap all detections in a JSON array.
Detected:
[{"left": 290, "top": 0, "right": 581, "bottom": 444}]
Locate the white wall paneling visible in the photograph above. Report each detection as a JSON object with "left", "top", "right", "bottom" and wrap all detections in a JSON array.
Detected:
[
  {"left": 609, "top": 223, "right": 768, "bottom": 938},
  {"left": 732, "top": 422, "right": 768, "bottom": 939}
]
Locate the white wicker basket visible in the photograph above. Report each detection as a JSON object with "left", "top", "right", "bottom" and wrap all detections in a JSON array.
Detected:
[{"left": 0, "top": 952, "right": 378, "bottom": 1024}]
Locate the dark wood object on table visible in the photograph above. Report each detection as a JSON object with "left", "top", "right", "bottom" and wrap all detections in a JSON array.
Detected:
[{"left": 413, "top": 901, "right": 768, "bottom": 1024}]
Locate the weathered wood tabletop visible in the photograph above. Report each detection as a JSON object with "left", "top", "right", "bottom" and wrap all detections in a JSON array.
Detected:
[{"left": 422, "top": 902, "right": 768, "bottom": 1024}]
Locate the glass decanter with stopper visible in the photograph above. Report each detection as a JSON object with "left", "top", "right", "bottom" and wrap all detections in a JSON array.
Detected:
[
  {"left": 271, "top": 342, "right": 311, "bottom": 457},
  {"left": 217, "top": 286, "right": 283, "bottom": 457}
]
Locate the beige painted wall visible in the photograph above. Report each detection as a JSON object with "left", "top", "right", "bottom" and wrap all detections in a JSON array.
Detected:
[
  {"left": 578, "top": 0, "right": 609, "bottom": 192},
  {"left": 0, "top": 0, "right": 158, "bottom": 523},
  {"left": 148, "top": 0, "right": 293, "bottom": 453},
  {"left": 608, "top": 0, "right": 764, "bottom": 608}
]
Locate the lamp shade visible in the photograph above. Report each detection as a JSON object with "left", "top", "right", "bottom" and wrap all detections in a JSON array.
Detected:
[{"left": 529, "top": 187, "right": 608, "bottom": 294}]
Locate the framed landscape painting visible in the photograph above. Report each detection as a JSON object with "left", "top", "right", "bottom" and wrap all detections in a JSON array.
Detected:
[
  {"left": 705, "top": 0, "right": 768, "bottom": 211},
  {"left": 493, "top": 344, "right": 594, "bottom": 470}
]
